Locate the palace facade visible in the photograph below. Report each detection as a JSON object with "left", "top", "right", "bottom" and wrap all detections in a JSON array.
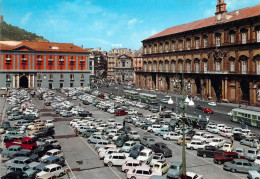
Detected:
[
  {"left": 136, "top": 1, "right": 260, "bottom": 106},
  {"left": 0, "top": 41, "right": 91, "bottom": 89}
]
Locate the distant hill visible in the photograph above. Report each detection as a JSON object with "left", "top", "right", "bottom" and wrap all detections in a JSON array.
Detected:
[{"left": 0, "top": 21, "right": 48, "bottom": 42}]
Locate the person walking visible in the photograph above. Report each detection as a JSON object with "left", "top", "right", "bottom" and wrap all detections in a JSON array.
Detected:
[{"left": 230, "top": 135, "right": 234, "bottom": 145}]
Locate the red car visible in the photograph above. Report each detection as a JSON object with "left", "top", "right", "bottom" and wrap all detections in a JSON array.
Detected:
[
  {"left": 114, "top": 110, "right": 128, "bottom": 116},
  {"left": 213, "top": 152, "right": 245, "bottom": 164},
  {"left": 202, "top": 108, "right": 214, "bottom": 114},
  {"left": 6, "top": 137, "right": 37, "bottom": 150}
]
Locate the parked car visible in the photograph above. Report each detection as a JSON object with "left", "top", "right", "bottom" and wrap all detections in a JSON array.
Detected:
[
  {"left": 222, "top": 142, "right": 234, "bottom": 152},
  {"left": 88, "top": 134, "right": 107, "bottom": 144},
  {"left": 208, "top": 138, "right": 226, "bottom": 148},
  {"left": 151, "top": 161, "right": 170, "bottom": 175},
  {"left": 187, "top": 140, "right": 205, "bottom": 150},
  {"left": 163, "top": 132, "right": 182, "bottom": 141},
  {"left": 166, "top": 161, "right": 182, "bottom": 179},
  {"left": 122, "top": 141, "right": 136, "bottom": 153},
  {"left": 151, "top": 143, "right": 172, "bottom": 157},
  {"left": 223, "top": 159, "right": 260, "bottom": 173},
  {"left": 36, "top": 164, "right": 65, "bottom": 178},
  {"left": 234, "top": 147, "right": 245, "bottom": 157},
  {"left": 213, "top": 152, "right": 245, "bottom": 165},
  {"left": 121, "top": 159, "right": 146, "bottom": 173},
  {"left": 245, "top": 148, "right": 259, "bottom": 161},
  {"left": 136, "top": 149, "right": 154, "bottom": 164},
  {"left": 114, "top": 110, "right": 128, "bottom": 116},
  {"left": 208, "top": 102, "right": 217, "bottom": 106},
  {"left": 140, "top": 136, "right": 156, "bottom": 148},
  {"left": 129, "top": 145, "right": 145, "bottom": 159},
  {"left": 186, "top": 171, "right": 203, "bottom": 179},
  {"left": 150, "top": 153, "right": 166, "bottom": 166},
  {"left": 233, "top": 132, "right": 246, "bottom": 141},
  {"left": 40, "top": 149, "right": 64, "bottom": 161},
  {"left": 177, "top": 136, "right": 192, "bottom": 145},
  {"left": 126, "top": 166, "right": 161, "bottom": 179},
  {"left": 128, "top": 131, "right": 140, "bottom": 140},
  {"left": 196, "top": 105, "right": 204, "bottom": 109},
  {"left": 104, "top": 153, "right": 133, "bottom": 167},
  {"left": 159, "top": 111, "right": 172, "bottom": 118},
  {"left": 197, "top": 145, "right": 224, "bottom": 158},
  {"left": 240, "top": 138, "right": 259, "bottom": 148},
  {"left": 248, "top": 169, "right": 260, "bottom": 179}
]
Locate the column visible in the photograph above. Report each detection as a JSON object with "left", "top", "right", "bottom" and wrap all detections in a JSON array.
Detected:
[
  {"left": 16, "top": 75, "right": 19, "bottom": 88},
  {"left": 222, "top": 80, "right": 225, "bottom": 99},
  {"left": 28, "top": 75, "right": 31, "bottom": 88},
  {"left": 156, "top": 74, "right": 159, "bottom": 90},
  {"left": 32, "top": 75, "right": 34, "bottom": 88},
  {"left": 208, "top": 79, "right": 212, "bottom": 98},
  {"left": 13, "top": 75, "right": 15, "bottom": 88},
  {"left": 225, "top": 78, "right": 228, "bottom": 99}
]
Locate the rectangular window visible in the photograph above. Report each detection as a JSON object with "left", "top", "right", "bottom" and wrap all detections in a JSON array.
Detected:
[
  {"left": 149, "top": 47, "right": 152, "bottom": 54},
  {"left": 159, "top": 63, "right": 163, "bottom": 72},
  {"left": 70, "top": 74, "right": 74, "bottom": 80},
  {"left": 144, "top": 48, "right": 147, "bottom": 54},
  {"left": 80, "top": 83, "right": 84, "bottom": 87},
  {"left": 166, "top": 44, "right": 169, "bottom": 52},
  {"left": 196, "top": 63, "right": 199, "bottom": 73},
  {"left": 242, "top": 32, "right": 247, "bottom": 44},
  {"left": 204, "top": 62, "right": 207, "bottom": 72},
  {"left": 230, "top": 61, "right": 235, "bottom": 72},
  {"left": 242, "top": 61, "right": 247, "bottom": 74},
  {"left": 216, "top": 61, "right": 221, "bottom": 71},
  {"left": 216, "top": 36, "right": 221, "bottom": 47},
  {"left": 37, "top": 55, "right": 42, "bottom": 61},
  {"left": 195, "top": 39, "right": 199, "bottom": 49},
  {"left": 154, "top": 45, "right": 157, "bottom": 53},
  {"left": 149, "top": 63, "right": 152, "bottom": 71},
  {"left": 165, "top": 63, "right": 169, "bottom": 72},
  {"left": 230, "top": 34, "right": 235, "bottom": 44},
  {"left": 187, "top": 41, "right": 191, "bottom": 50},
  {"left": 144, "top": 64, "right": 147, "bottom": 72},
  {"left": 122, "top": 62, "right": 125, "bottom": 67},
  {"left": 204, "top": 38, "right": 208, "bottom": 48},
  {"left": 257, "top": 30, "right": 260, "bottom": 43},
  {"left": 70, "top": 83, "right": 74, "bottom": 87},
  {"left": 160, "top": 45, "right": 163, "bottom": 53}
]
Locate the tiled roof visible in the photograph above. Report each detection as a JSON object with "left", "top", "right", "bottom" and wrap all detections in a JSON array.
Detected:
[
  {"left": 144, "top": 5, "right": 260, "bottom": 41},
  {"left": 0, "top": 41, "right": 90, "bottom": 53}
]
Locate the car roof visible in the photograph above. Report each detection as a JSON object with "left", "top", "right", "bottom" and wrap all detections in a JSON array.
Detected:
[
  {"left": 45, "top": 164, "right": 61, "bottom": 169},
  {"left": 170, "top": 161, "right": 182, "bottom": 166},
  {"left": 9, "top": 145, "right": 21, "bottom": 149},
  {"left": 13, "top": 157, "right": 30, "bottom": 160},
  {"left": 224, "top": 152, "right": 238, "bottom": 155},
  {"left": 45, "top": 156, "right": 59, "bottom": 160},
  {"left": 47, "top": 149, "right": 60, "bottom": 153},
  {"left": 140, "top": 148, "right": 152, "bottom": 152},
  {"left": 126, "top": 159, "right": 140, "bottom": 163},
  {"left": 233, "top": 159, "right": 248, "bottom": 162},
  {"left": 134, "top": 166, "right": 150, "bottom": 170}
]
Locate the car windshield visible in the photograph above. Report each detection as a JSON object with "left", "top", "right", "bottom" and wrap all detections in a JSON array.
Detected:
[
  {"left": 149, "top": 139, "right": 155, "bottom": 142},
  {"left": 170, "top": 165, "right": 178, "bottom": 170},
  {"left": 46, "top": 152, "right": 52, "bottom": 155},
  {"left": 139, "top": 152, "right": 147, "bottom": 156},
  {"left": 43, "top": 159, "right": 51, "bottom": 164},
  {"left": 236, "top": 150, "right": 242, "bottom": 153},
  {"left": 125, "top": 143, "right": 131, "bottom": 146},
  {"left": 154, "top": 164, "right": 160, "bottom": 168},
  {"left": 153, "top": 156, "right": 160, "bottom": 160},
  {"left": 224, "top": 145, "right": 230, "bottom": 147},
  {"left": 248, "top": 150, "right": 255, "bottom": 154}
]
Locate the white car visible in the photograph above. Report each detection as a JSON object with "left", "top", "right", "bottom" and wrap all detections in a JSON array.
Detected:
[
  {"left": 128, "top": 131, "right": 140, "bottom": 140},
  {"left": 104, "top": 153, "right": 133, "bottom": 167},
  {"left": 200, "top": 134, "right": 216, "bottom": 143},
  {"left": 208, "top": 102, "right": 217, "bottom": 106},
  {"left": 107, "top": 119, "right": 116, "bottom": 125},
  {"left": 40, "top": 149, "right": 64, "bottom": 161},
  {"left": 186, "top": 140, "right": 206, "bottom": 150},
  {"left": 127, "top": 109, "right": 138, "bottom": 115},
  {"left": 227, "top": 111, "right": 233, "bottom": 117},
  {"left": 121, "top": 141, "right": 136, "bottom": 153},
  {"left": 192, "top": 132, "right": 205, "bottom": 140},
  {"left": 36, "top": 164, "right": 65, "bottom": 179},
  {"left": 45, "top": 120, "right": 54, "bottom": 128},
  {"left": 108, "top": 130, "right": 119, "bottom": 138},
  {"left": 255, "top": 154, "right": 260, "bottom": 165},
  {"left": 186, "top": 171, "right": 203, "bottom": 179},
  {"left": 208, "top": 138, "right": 226, "bottom": 148},
  {"left": 99, "top": 148, "right": 121, "bottom": 159},
  {"left": 163, "top": 132, "right": 182, "bottom": 141},
  {"left": 147, "top": 125, "right": 161, "bottom": 133},
  {"left": 150, "top": 153, "right": 166, "bottom": 166},
  {"left": 206, "top": 126, "right": 219, "bottom": 134},
  {"left": 136, "top": 149, "right": 154, "bottom": 164},
  {"left": 97, "top": 144, "right": 117, "bottom": 154}
]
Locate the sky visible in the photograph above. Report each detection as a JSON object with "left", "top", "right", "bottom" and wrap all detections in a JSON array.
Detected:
[{"left": 1, "top": 0, "right": 260, "bottom": 51}]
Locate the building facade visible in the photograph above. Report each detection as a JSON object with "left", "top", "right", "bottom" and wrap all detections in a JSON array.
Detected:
[
  {"left": 0, "top": 41, "right": 91, "bottom": 89},
  {"left": 114, "top": 54, "right": 134, "bottom": 82},
  {"left": 136, "top": 1, "right": 260, "bottom": 106}
]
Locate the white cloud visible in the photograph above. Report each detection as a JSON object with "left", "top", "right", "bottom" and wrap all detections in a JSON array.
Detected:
[
  {"left": 21, "top": 13, "right": 32, "bottom": 25},
  {"left": 128, "top": 18, "right": 144, "bottom": 28},
  {"left": 151, "top": 29, "right": 157, "bottom": 35},
  {"left": 204, "top": 9, "right": 215, "bottom": 17},
  {"left": 226, "top": 0, "right": 260, "bottom": 11}
]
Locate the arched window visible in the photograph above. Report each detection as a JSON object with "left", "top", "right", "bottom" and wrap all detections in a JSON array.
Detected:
[
  {"left": 179, "top": 40, "right": 183, "bottom": 51},
  {"left": 171, "top": 61, "right": 176, "bottom": 72},
  {"left": 240, "top": 55, "right": 248, "bottom": 74},
  {"left": 144, "top": 46, "right": 147, "bottom": 54},
  {"left": 149, "top": 46, "right": 152, "bottom": 54},
  {"left": 148, "top": 62, "right": 152, "bottom": 72},
  {"left": 179, "top": 60, "right": 183, "bottom": 73},
  {"left": 159, "top": 61, "right": 163, "bottom": 72},
  {"left": 159, "top": 44, "right": 163, "bottom": 53},
  {"left": 154, "top": 44, "right": 157, "bottom": 53},
  {"left": 229, "top": 57, "right": 235, "bottom": 72},
  {"left": 49, "top": 74, "right": 53, "bottom": 80},
  {"left": 165, "top": 43, "right": 169, "bottom": 52},
  {"left": 195, "top": 37, "right": 200, "bottom": 49},
  {"left": 215, "top": 33, "right": 221, "bottom": 47},
  {"left": 203, "top": 35, "right": 208, "bottom": 48},
  {"left": 172, "top": 41, "right": 175, "bottom": 52},
  {"left": 153, "top": 61, "right": 157, "bottom": 71},
  {"left": 60, "top": 74, "right": 64, "bottom": 79},
  {"left": 256, "top": 27, "right": 260, "bottom": 42},
  {"left": 195, "top": 59, "right": 200, "bottom": 73},
  {"left": 229, "top": 30, "right": 236, "bottom": 44},
  {"left": 144, "top": 62, "right": 147, "bottom": 72},
  {"left": 203, "top": 59, "right": 208, "bottom": 72},
  {"left": 186, "top": 38, "right": 191, "bottom": 50},
  {"left": 165, "top": 61, "right": 169, "bottom": 72},
  {"left": 186, "top": 60, "right": 191, "bottom": 73},
  {"left": 241, "top": 29, "right": 248, "bottom": 44}
]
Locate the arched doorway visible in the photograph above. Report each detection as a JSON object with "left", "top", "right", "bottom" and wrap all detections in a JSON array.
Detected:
[
  {"left": 20, "top": 75, "right": 28, "bottom": 88},
  {"left": 240, "top": 79, "right": 250, "bottom": 101},
  {"left": 195, "top": 78, "right": 201, "bottom": 95},
  {"left": 166, "top": 76, "right": 170, "bottom": 90},
  {"left": 211, "top": 77, "right": 222, "bottom": 102}
]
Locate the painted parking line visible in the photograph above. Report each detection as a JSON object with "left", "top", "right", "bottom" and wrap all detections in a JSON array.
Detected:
[
  {"left": 65, "top": 159, "right": 77, "bottom": 179},
  {"left": 68, "top": 126, "right": 122, "bottom": 179}
]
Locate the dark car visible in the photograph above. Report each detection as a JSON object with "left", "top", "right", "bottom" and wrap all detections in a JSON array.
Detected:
[
  {"left": 32, "top": 144, "right": 58, "bottom": 157},
  {"left": 196, "top": 105, "right": 204, "bottom": 109},
  {"left": 213, "top": 152, "right": 245, "bottom": 165},
  {"left": 141, "top": 122, "right": 153, "bottom": 130},
  {"left": 233, "top": 133, "right": 246, "bottom": 141},
  {"left": 78, "top": 111, "right": 92, "bottom": 117},
  {"left": 122, "top": 126, "right": 131, "bottom": 134},
  {"left": 1, "top": 171, "right": 24, "bottom": 179},
  {"left": 35, "top": 156, "right": 65, "bottom": 172},
  {"left": 9, "top": 150, "right": 39, "bottom": 161},
  {"left": 24, "top": 114, "right": 36, "bottom": 121},
  {"left": 129, "top": 145, "right": 145, "bottom": 159},
  {"left": 83, "top": 100, "right": 90, "bottom": 105},
  {"left": 151, "top": 142, "right": 172, "bottom": 157},
  {"left": 197, "top": 145, "right": 224, "bottom": 158},
  {"left": 186, "top": 130, "right": 196, "bottom": 138},
  {"left": 2, "top": 122, "right": 11, "bottom": 130}
]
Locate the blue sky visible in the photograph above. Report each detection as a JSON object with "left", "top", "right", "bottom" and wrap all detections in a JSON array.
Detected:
[{"left": 1, "top": 0, "right": 259, "bottom": 51}]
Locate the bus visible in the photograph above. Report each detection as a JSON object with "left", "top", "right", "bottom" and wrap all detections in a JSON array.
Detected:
[
  {"left": 139, "top": 93, "right": 157, "bottom": 104},
  {"left": 232, "top": 108, "right": 260, "bottom": 128},
  {"left": 123, "top": 90, "right": 139, "bottom": 100}
]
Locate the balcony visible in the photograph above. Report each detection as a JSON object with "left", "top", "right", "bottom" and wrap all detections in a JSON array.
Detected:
[
  {"left": 22, "top": 58, "right": 27, "bottom": 61},
  {"left": 6, "top": 78, "right": 11, "bottom": 82},
  {"left": 70, "top": 59, "right": 75, "bottom": 62},
  {"left": 37, "top": 58, "right": 42, "bottom": 62},
  {"left": 59, "top": 59, "right": 64, "bottom": 62},
  {"left": 6, "top": 58, "right": 11, "bottom": 61},
  {"left": 70, "top": 78, "right": 74, "bottom": 81}
]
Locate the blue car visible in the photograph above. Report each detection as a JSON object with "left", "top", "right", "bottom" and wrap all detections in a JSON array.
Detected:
[
  {"left": 166, "top": 162, "right": 182, "bottom": 179},
  {"left": 129, "top": 145, "right": 144, "bottom": 159},
  {"left": 154, "top": 128, "right": 170, "bottom": 136}
]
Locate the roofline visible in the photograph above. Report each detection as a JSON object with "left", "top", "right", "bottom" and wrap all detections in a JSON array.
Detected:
[{"left": 142, "top": 5, "right": 260, "bottom": 43}]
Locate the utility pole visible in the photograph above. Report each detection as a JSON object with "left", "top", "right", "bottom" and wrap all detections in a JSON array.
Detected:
[{"left": 181, "top": 70, "right": 186, "bottom": 178}]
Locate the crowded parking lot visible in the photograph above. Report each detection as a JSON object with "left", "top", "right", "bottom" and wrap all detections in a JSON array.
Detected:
[{"left": 0, "top": 87, "right": 260, "bottom": 179}]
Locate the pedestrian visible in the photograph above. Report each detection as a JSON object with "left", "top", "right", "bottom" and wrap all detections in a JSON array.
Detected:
[
  {"left": 123, "top": 121, "right": 126, "bottom": 127},
  {"left": 239, "top": 104, "right": 241, "bottom": 108},
  {"left": 74, "top": 128, "right": 78, "bottom": 136},
  {"left": 193, "top": 110, "right": 196, "bottom": 115},
  {"left": 230, "top": 135, "right": 234, "bottom": 145},
  {"left": 245, "top": 124, "right": 248, "bottom": 129},
  {"left": 246, "top": 103, "right": 248, "bottom": 107}
]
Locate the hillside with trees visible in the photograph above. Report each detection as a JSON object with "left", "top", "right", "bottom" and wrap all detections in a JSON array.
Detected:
[{"left": 0, "top": 21, "right": 48, "bottom": 42}]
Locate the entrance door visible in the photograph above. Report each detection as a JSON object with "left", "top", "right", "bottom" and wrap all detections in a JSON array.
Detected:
[
  {"left": 19, "top": 76, "right": 28, "bottom": 88},
  {"left": 49, "top": 83, "right": 53, "bottom": 89}
]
